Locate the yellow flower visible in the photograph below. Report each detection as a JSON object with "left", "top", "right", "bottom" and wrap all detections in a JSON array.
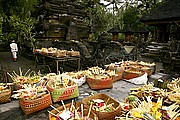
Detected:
[
  {"left": 152, "top": 103, "right": 158, "bottom": 112},
  {"left": 155, "top": 111, "right": 162, "bottom": 120},
  {"left": 156, "top": 101, "right": 162, "bottom": 108},
  {"left": 132, "top": 110, "right": 143, "bottom": 118},
  {"left": 152, "top": 101, "right": 162, "bottom": 113},
  {"left": 152, "top": 106, "right": 158, "bottom": 112}
]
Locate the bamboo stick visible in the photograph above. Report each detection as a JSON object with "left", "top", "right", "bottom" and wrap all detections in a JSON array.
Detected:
[
  {"left": 50, "top": 105, "right": 61, "bottom": 113},
  {"left": 48, "top": 110, "right": 58, "bottom": 117},
  {"left": 81, "top": 104, "right": 83, "bottom": 118},
  {"left": 70, "top": 100, "right": 74, "bottom": 111},
  {"left": 61, "top": 100, "right": 66, "bottom": 111},
  {"left": 0, "top": 83, "right": 14, "bottom": 86},
  {"left": 87, "top": 102, "right": 93, "bottom": 118}
]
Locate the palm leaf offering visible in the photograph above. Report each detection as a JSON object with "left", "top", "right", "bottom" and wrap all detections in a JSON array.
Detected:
[
  {"left": 84, "top": 66, "right": 113, "bottom": 80},
  {"left": 138, "top": 61, "right": 156, "bottom": 67},
  {"left": 167, "top": 78, "right": 180, "bottom": 91},
  {"left": 129, "top": 97, "right": 180, "bottom": 120},
  {"left": 48, "top": 100, "right": 97, "bottom": 120},
  {"left": 0, "top": 85, "right": 10, "bottom": 94},
  {"left": 61, "top": 71, "right": 86, "bottom": 86},
  {"left": 7, "top": 68, "right": 41, "bottom": 85},
  {"left": 12, "top": 84, "right": 48, "bottom": 100},
  {"left": 116, "top": 77, "right": 180, "bottom": 120},
  {"left": 88, "top": 98, "right": 116, "bottom": 112},
  {"left": 129, "top": 84, "right": 168, "bottom": 99},
  {"left": 117, "top": 96, "right": 180, "bottom": 120},
  {"left": 47, "top": 74, "right": 76, "bottom": 89}
]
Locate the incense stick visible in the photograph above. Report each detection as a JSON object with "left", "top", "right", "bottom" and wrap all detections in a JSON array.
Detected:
[
  {"left": 87, "top": 102, "right": 93, "bottom": 118},
  {"left": 48, "top": 110, "right": 58, "bottom": 117},
  {"left": 50, "top": 105, "right": 61, "bottom": 113},
  {"left": 61, "top": 100, "right": 66, "bottom": 111},
  {"left": 81, "top": 104, "right": 83, "bottom": 118},
  {"left": 106, "top": 98, "right": 110, "bottom": 105},
  {"left": 70, "top": 100, "right": 74, "bottom": 111}
]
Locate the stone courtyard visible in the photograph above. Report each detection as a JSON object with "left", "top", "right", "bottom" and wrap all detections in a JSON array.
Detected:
[{"left": 0, "top": 51, "right": 171, "bottom": 120}]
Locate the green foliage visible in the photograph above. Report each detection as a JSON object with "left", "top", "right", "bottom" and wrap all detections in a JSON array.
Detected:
[
  {"left": 122, "top": 7, "right": 144, "bottom": 29},
  {"left": 0, "top": 0, "right": 40, "bottom": 47},
  {"left": 8, "top": 13, "right": 36, "bottom": 45},
  {"left": 85, "top": 3, "right": 113, "bottom": 40},
  {"left": 1, "top": 0, "right": 165, "bottom": 43}
]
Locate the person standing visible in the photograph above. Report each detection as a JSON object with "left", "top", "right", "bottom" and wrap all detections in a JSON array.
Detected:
[{"left": 10, "top": 40, "right": 18, "bottom": 61}]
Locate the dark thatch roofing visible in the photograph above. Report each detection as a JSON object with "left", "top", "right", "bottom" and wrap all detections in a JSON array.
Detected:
[
  {"left": 136, "top": 27, "right": 149, "bottom": 33},
  {"left": 140, "top": 0, "right": 180, "bottom": 24},
  {"left": 108, "top": 26, "right": 137, "bottom": 33},
  {"left": 107, "top": 26, "right": 149, "bottom": 33},
  {"left": 107, "top": 27, "right": 121, "bottom": 33}
]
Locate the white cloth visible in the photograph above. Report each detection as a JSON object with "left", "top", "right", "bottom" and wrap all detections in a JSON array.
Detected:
[
  {"left": 11, "top": 51, "right": 17, "bottom": 59},
  {"left": 10, "top": 43, "right": 18, "bottom": 52},
  {"left": 10, "top": 43, "right": 18, "bottom": 58},
  {"left": 125, "top": 73, "right": 148, "bottom": 85}
]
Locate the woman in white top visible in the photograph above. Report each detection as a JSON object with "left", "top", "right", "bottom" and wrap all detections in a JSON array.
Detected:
[{"left": 10, "top": 40, "right": 18, "bottom": 61}]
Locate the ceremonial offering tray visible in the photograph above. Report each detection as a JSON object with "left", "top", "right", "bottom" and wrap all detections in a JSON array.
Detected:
[
  {"left": 85, "top": 66, "right": 113, "bottom": 90},
  {"left": 0, "top": 84, "right": 12, "bottom": 103},
  {"left": 48, "top": 101, "right": 98, "bottom": 120},
  {"left": 62, "top": 71, "right": 86, "bottom": 86},
  {"left": 7, "top": 68, "right": 41, "bottom": 90},
  {"left": 47, "top": 77, "right": 79, "bottom": 103},
  {"left": 123, "top": 68, "right": 144, "bottom": 80},
  {"left": 12, "top": 84, "right": 52, "bottom": 115},
  {"left": 19, "top": 91, "right": 52, "bottom": 115},
  {"left": 86, "top": 77, "right": 113, "bottom": 90},
  {"left": 82, "top": 93, "right": 122, "bottom": 120}
]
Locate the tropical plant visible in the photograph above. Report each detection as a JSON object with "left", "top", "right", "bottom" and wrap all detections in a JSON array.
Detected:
[
  {"left": 0, "top": 0, "right": 40, "bottom": 50},
  {"left": 8, "top": 12, "right": 37, "bottom": 49}
]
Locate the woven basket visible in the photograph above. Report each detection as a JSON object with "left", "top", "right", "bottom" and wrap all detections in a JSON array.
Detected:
[
  {"left": 0, "top": 86, "right": 11, "bottom": 103},
  {"left": 53, "top": 50, "right": 67, "bottom": 58},
  {"left": 67, "top": 51, "right": 80, "bottom": 57},
  {"left": 47, "top": 80, "right": 79, "bottom": 103},
  {"left": 112, "top": 73, "right": 123, "bottom": 82},
  {"left": 49, "top": 102, "right": 98, "bottom": 120},
  {"left": 86, "top": 77, "right": 113, "bottom": 90},
  {"left": 71, "top": 51, "right": 80, "bottom": 57},
  {"left": 123, "top": 69, "right": 144, "bottom": 80},
  {"left": 82, "top": 93, "right": 122, "bottom": 120},
  {"left": 19, "top": 91, "right": 52, "bottom": 115},
  {"left": 142, "top": 64, "right": 156, "bottom": 74},
  {"left": 141, "top": 67, "right": 153, "bottom": 76}
]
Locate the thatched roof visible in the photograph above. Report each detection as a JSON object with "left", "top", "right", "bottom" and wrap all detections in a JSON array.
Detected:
[
  {"left": 107, "top": 27, "right": 121, "bottom": 33},
  {"left": 107, "top": 26, "right": 149, "bottom": 33},
  {"left": 140, "top": 0, "right": 180, "bottom": 24}
]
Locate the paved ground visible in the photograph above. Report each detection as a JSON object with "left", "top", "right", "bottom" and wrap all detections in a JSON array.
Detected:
[{"left": 0, "top": 52, "right": 169, "bottom": 120}]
